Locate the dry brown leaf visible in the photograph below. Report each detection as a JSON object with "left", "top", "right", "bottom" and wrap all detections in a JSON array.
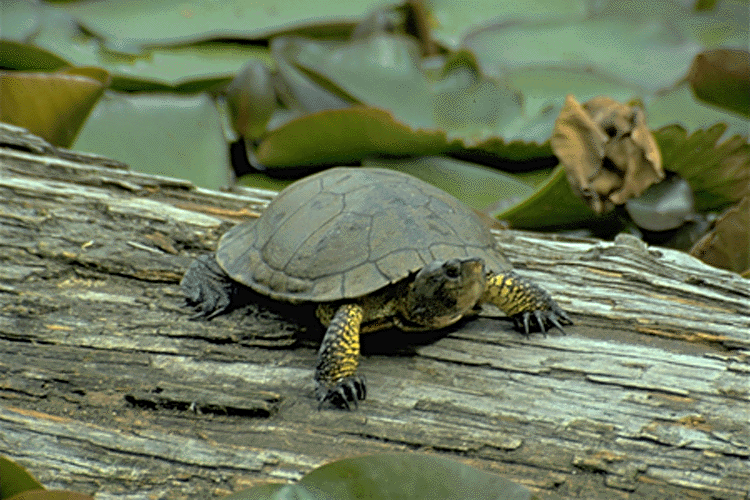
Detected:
[
  {"left": 690, "top": 196, "right": 750, "bottom": 275},
  {"left": 551, "top": 95, "right": 664, "bottom": 214}
]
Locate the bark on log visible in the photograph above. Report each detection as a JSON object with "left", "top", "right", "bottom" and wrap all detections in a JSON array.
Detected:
[{"left": 1, "top": 124, "right": 748, "bottom": 500}]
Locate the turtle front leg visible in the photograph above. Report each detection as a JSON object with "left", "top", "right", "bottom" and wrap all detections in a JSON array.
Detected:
[
  {"left": 314, "top": 303, "right": 367, "bottom": 410},
  {"left": 483, "top": 271, "right": 572, "bottom": 334}
]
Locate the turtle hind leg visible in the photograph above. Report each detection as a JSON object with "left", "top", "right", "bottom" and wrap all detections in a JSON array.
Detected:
[
  {"left": 482, "top": 270, "right": 572, "bottom": 334},
  {"left": 181, "top": 253, "right": 239, "bottom": 319},
  {"left": 315, "top": 303, "right": 367, "bottom": 410}
]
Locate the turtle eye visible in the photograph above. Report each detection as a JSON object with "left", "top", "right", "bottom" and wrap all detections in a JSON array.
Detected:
[{"left": 444, "top": 262, "right": 460, "bottom": 279}]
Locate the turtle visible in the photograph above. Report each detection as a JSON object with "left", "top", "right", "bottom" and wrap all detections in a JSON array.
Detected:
[{"left": 181, "top": 167, "right": 571, "bottom": 410}]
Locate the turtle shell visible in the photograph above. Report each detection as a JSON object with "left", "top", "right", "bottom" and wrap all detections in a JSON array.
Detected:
[{"left": 216, "top": 167, "right": 510, "bottom": 303}]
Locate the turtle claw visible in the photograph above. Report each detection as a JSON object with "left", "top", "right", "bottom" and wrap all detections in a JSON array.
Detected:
[
  {"left": 317, "top": 375, "right": 367, "bottom": 411},
  {"left": 514, "top": 307, "right": 572, "bottom": 335}
]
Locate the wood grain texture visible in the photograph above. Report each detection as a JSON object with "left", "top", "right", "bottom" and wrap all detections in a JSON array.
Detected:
[{"left": 1, "top": 124, "right": 748, "bottom": 500}]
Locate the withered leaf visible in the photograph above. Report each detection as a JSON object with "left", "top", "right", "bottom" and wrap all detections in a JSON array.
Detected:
[
  {"left": 690, "top": 196, "right": 750, "bottom": 275},
  {"left": 551, "top": 95, "right": 664, "bottom": 214}
]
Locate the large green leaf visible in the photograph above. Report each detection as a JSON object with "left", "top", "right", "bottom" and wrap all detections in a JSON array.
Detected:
[
  {"left": 223, "top": 453, "right": 536, "bottom": 500},
  {"left": 73, "top": 92, "right": 231, "bottom": 189},
  {"left": 289, "top": 37, "right": 524, "bottom": 144},
  {"left": 298, "top": 453, "right": 534, "bottom": 500},
  {"left": 291, "top": 35, "right": 434, "bottom": 125},
  {"left": 256, "top": 106, "right": 453, "bottom": 168},
  {"left": 654, "top": 123, "right": 750, "bottom": 212},
  {"left": 0, "top": 67, "right": 109, "bottom": 148},
  {"left": 0, "top": 457, "right": 44, "bottom": 499},
  {"left": 463, "top": 2, "right": 707, "bottom": 92},
  {"left": 0, "top": 0, "right": 42, "bottom": 42},
  {"left": 0, "top": 2, "right": 271, "bottom": 92},
  {"left": 51, "top": 0, "right": 384, "bottom": 53},
  {"left": 688, "top": 49, "right": 750, "bottom": 118},
  {"left": 6, "top": 492, "right": 93, "bottom": 500},
  {"left": 427, "top": 0, "right": 587, "bottom": 49},
  {"left": 646, "top": 81, "right": 749, "bottom": 138},
  {"left": 106, "top": 43, "right": 273, "bottom": 93},
  {"left": 271, "top": 37, "right": 352, "bottom": 113},
  {"left": 0, "top": 40, "right": 69, "bottom": 72},
  {"left": 495, "top": 165, "right": 609, "bottom": 229}
]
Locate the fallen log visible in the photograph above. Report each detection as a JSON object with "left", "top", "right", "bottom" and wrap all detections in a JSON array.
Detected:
[{"left": 1, "top": 124, "right": 748, "bottom": 499}]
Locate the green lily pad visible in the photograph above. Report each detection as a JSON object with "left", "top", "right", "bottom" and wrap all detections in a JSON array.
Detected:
[
  {"left": 22, "top": 4, "right": 103, "bottom": 69},
  {"left": 464, "top": 3, "right": 704, "bottom": 92},
  {"left": 646, "top": 81, "right": 749, "bottom": 137},
  {"left": 687, "top": 49, "right": 750, "bottom": 119},
  {"left": 291, "top": 34, "right": 433, "bottom": 125},
  {"left": 495, "top": 165, "right": 608, "bottom": 229},
  {"left": 73, "top": 91, "right": 231, "bottom": 189},
  {"left": 290, "top": 36, "right": 524, "bottom": 145},
  {"left": 0, "top": 40, "right": 69, "bottom": 71},
  {"left": 256, "top": 106, "right": 453, "bottom": 168},
  {"left": 687, "top": 0, "right": 749, "bottom": 49},
  {"left": 0, "top": 67, "right": 109, "bottom": 147},
  {"left": 18, "top": 1, "right": 274, "bottom": 92},
  {"left": 0, "top": 456, "right": 44, "bottom": 499},
  {"left": 690, "top": 196, "right": 750, "bottom": 275},
  {"left": 271, "top": 37, "right": 352, "bottom": 113},
  {"left": 108, "top": 43, "right": 273, "bottom": 93},
  {"left": 654, "top": 123, "right": 750, "bottom": 212},
  {"left": 0, "top": 0, "right": 42, "bottom": 41},
  {"left": 51, "top": 0, "right": 385, "bottom": 53},
  {"left": 6, "top": 491, "right": 93, "bottom": 500},
  {"left": 260, "top": 37, "right": 539, "bottom": 168},
  {"left": 298, "top": 453, "right": 533, "bottom": 500},
  {"left": 428, "top": 0, "right": 587, "bottom": 49},
  {"left": 224, "top": 453, "right": 535, "bottom": 500},
  {"left": 504, "top": 66, "right": 642, "bottom": 140}
]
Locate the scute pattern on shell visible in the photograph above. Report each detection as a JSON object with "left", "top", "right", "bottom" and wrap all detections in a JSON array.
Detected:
[{"left": 216, "top": 168, "right": 510, "bottom": 303}]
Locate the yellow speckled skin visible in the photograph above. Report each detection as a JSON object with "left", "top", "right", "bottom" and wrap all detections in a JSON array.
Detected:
[
  {"left": 482, "top": 271, "right": 552, "bottom": 317},
  {"left": 314, "top": 303, "right": 365, "bottom": 408}
]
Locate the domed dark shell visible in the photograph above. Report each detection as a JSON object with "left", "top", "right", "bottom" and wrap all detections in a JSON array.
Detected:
[{"left": 216, "top": 167, "right": 510, "bottom": 303}]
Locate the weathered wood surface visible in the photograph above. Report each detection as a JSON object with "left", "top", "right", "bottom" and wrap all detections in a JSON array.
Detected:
[{"left": 1, "top": 125, "right": 748, "bottom": 500}]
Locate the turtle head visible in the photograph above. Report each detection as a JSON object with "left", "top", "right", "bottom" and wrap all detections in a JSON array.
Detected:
[{"left": 405, "top": 257, "right": 486, "bottom": 328}]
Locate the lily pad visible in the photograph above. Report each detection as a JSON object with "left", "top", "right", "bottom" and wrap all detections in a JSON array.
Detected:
[
  {"left": 495, "top": 165, "right": 610, "bottom": 229},
  {"left": 256, "top": 106, "right": 453, "bottom": 168},
  {"left": 73, "top": 92, "right": 231, "bottom": 190},
  {"left": 653, "top": 123, "right": 750, "bottom": 212},
  {"left": 0, "top": 0, "right": 42, "bottom": 42},
  {"left": 690, "top": 196, "right": 750, "bottom": 275},
  {"left": 224, "top": 453, "right": 535, "bottom": 500},
  {"left": 51, "top": 0, "right": 385, "bottom": 53},
  {"left": 0, "top": 67, "right": 109, "bottom": 147},
  {"left": 108, "top": 43, "right": 273, "bottom": 93},
  {"left": 428, "top": 0, "right": 587, "bottom": 49},
  {"left": 6, "top": 491, "right": 93, "bottom": 500},
  {"left": 0, "top": 40, "right": 69, "bottom": 71},
  {"left": 0, "top": 456, "right": 44, "bottom": 499},
  {"left": 290, "top": 36, "right": 524, "bottom": 145},
  {"left": 646, "top": 81, "right": 749, "bottom": 138},
  {"left": 298, "top": 453, "right": 533, "bottom": 500},
  {"left": 463, "top": 3, "right": 704, "bottom": 92},
  {"left": 687, "top": 49, "right": 750, "bottom": 118},
  {"left": 271, "top": 37, "right": 352, "bottom": 113}
]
